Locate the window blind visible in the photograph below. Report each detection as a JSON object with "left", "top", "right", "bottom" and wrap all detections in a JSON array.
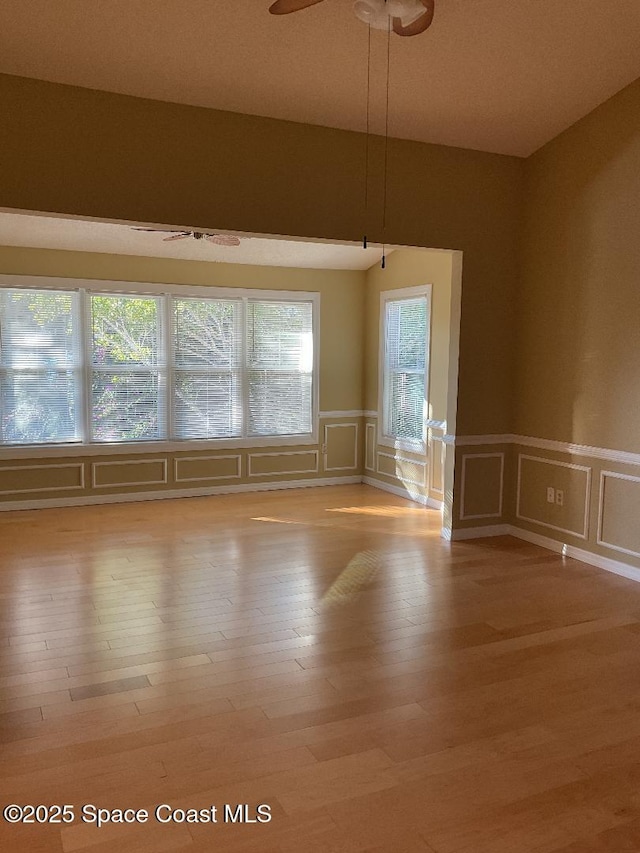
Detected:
[
  {"left": 383, "top": 296, "right": 429, "bottom": 442},
  {"left": 90, "top": 294, "right": 164, "bottom": 442},
  {"left": 247, "top": 300, "right": 313, "bottom": 436},
  {"left": 173, "top": 297, "right": 242, "bottom": 439},
  {"left": 0, "top": 289, "right": 80, "bottom": 444}
]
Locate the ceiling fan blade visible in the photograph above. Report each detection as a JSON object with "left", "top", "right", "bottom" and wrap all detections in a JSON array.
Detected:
[
  {"left": 392, "top": 0, "right": 434, "bottom": 36},
  {"left": 162, "top": 234, "right": 190, "bottom": 241},
  {"left": 132, "top": 227, "right": 171, "bottom": 232},
  {"left": 269, "top": 0, "right": 325, "bottom": 15},
  {"left": 206, "top": 235, "right": 241, "bottom": 246}
]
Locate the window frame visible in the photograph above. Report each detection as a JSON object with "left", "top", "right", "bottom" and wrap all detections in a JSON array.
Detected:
[
  {"left": 378, "top": 284, "right": 432, "bottom": 453},
  {"left": 0, "top": 275, "right": 320, "bottom": 457}
]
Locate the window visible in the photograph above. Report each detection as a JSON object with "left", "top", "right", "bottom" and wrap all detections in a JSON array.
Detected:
[
  {"left": 173, "top": 297, "right": 242, "bottom": 440},
  {"left": 0, "top": 289, "right": 80, "bottom": 445},
  {"left": 247, "top": 300, "right": 313, "bottom": 437},
  {"left": 90, "top": 294, "right": 164, "bottom": 442},
  {"left": 0, "top": 281, "right": 318, "bottom": 447},
  {"left": 380, "top": 286, "right": 431, "bottom": 448}
]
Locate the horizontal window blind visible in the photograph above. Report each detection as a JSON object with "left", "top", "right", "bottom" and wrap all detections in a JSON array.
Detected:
[
  {"left": 0, "top": 289, "right": 80, "bottom": 444},
  {"left": 0, "top": 285, "right": 317, "bottom": 447},
  {"left": 247, "top": 300, "right": 313, "bottom": 436},
  {"left": 383, "top": 296, "right": 429, "bottom": 443},
  {"left": 90, "top": 294, "right": 164, "bottom": 442},
  {"left": 173, "top": 298, "right": 242, "bottom": 439}
]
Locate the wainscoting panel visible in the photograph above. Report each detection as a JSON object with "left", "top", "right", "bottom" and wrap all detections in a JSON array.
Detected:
[
  {"left": 324, "top": 423, "right": 358, "bottom": 472},
  {"left": 460, "top": 453, "right": 504, "bottom": 520},
  {"left": 429, "top": 430, "right": 445, "bottom": 497},
  {"left": 377, "top": 452, "right": 426, "bottom": 488},
  {"left": 174, "top": 454, "right": 242, "bottom": 483},
  {"left": 248, "top": 450, "right": 319, "bottom": 477},
  {"left": 0, "top": 462, "right": 85, "bottom": 495},
  {"left": 365, "top": 423, "right": 376, "bottom": 473},
  {"left": 516, "top": 454, "right": 591, "bottom": 540},
  {"left": 92, "top": 459, "right": 168, "bottom": 489},
  {"left": 598, "top": 471, "right": 640, "bottom": 559}
]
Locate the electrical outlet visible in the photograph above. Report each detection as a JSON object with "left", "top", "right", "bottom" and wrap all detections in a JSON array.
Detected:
[
  {"left": 555, "top": 489, "right": 564, "bottom": 507},
  {"left": 547, "top": 487, "right": 555, "bottom": 504}
]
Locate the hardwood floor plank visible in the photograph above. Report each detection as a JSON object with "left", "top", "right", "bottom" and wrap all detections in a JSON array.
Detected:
[{"left": 3, "top": 485, "right": 640, "bottom": 851}]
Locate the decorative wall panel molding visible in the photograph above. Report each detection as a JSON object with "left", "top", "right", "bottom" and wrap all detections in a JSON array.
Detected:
[
  {"left": 365, "top": 423, "right": 376, "bottom": 472},
  {"left": 174, "top": 455, "right": 241, "bottom": 483},
  {"left": 460, "top": 452, "right": 504, "bottom": 520},
  {"left": 91, "top": 459, "right": 168, "bottom": 489},
  {"left": 248, "top": 450, "right": 319, "bottom": 477},
  {"left": 377, "top": 452, "right": 426, "bottom": 488},
  {"left": 0, "top": 463, "right": 85, "bottom": 495},
  {"left": 324, "top": 423, "right": 358, "bottom": 472},
  {"left": 516, "top": 454, "right": 591, "bottom": 540},
  {"left": 597, "top": 470, "right": 640, "bottom": 560},
  {"left": 428, "top": 432, "right": 445, "bottom": 496}
]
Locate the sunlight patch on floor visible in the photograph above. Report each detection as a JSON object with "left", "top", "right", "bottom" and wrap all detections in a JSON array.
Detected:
[
  {"left": 326, "top": 505, "right": 431, "bottom": 518},
  {"left": 319, "top": 550, "right": 382, "bottom": 610},
  {"left": 251, "top": 516, "right": 302, "bottom": 524}
]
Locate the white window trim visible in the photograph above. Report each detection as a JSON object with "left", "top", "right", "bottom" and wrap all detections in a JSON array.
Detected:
[
  {"left": 377, "top": 284, "right": 432, "bottom": 454},
  {"left": 0, "top": 274, "right": 320, "bottom": 455}
]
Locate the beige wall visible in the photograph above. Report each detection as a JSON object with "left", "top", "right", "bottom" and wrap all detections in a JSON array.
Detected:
[
  {"left": 449, "top": 76, "right": 640, "bottom": 576},
  {"left": 494, "top": 76, "right": 640, "bottom": 568},
  {"left": 516, "top": 77, "right": 640, "bottom": 452},
  {"left": 0, "top": 73, "right": 523, "bottom": 439}
]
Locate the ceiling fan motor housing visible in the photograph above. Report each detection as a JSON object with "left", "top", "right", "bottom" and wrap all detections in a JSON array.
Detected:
[{"left": 353, "top": 0, "right": 424, "bottom": 30}]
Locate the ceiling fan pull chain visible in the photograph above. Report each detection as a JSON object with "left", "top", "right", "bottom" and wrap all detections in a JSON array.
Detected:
[
  {"left": 381, "top": 11, "right": 391, "bottom": 268},
  {"left": 363, "top": 21, "right": 372, "bottom": 251}
]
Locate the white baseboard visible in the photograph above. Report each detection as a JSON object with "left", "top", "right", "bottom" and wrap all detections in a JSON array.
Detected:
[
  {"left": 0, "top": 475, "right": 362, "bottom": 512},
  {"left": 449, "top": 522, "right": 640, "bottom": 585},
  {"left": 0, "top": 472, "right": 442, "bottom": 514},
  {"left": 448, "top": 524, "right": 512, "bottom": 541},
  {"left": 506, "top": 525, "right": 640, "bottom": 584},
  {"left": 362, "top": 475, "right": 442, "bottom": 510}
]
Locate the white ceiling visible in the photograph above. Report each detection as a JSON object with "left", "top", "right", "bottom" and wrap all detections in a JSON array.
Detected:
[
  {"left": 1, "top": 1, "right": 640, "bottom": 156},
  {"left": 0, "top": 212, "right": 388, "bottom": 270}
]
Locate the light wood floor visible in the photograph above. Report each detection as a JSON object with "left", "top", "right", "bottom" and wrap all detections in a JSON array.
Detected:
[{"left": 2, "top": 485, "right": 640, "bottom": 852}]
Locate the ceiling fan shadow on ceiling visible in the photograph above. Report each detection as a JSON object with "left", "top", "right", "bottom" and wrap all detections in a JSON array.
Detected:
[
  {"left": 269, "top": 0, "right": 435, "bottom": 37},
  {"left": 131, "top": 228, "right": 241, "bottom": 246}
]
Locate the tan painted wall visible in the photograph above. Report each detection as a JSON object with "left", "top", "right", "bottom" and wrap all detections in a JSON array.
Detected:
[
  {"left": 497, "top": 76, "right": 640, "bottom": 569},
  {"left": 0, "top": 73, "right": 523, "bottom": 438},
  {"left": 516, "top": 76, "right": 640, "bottom": 453}
]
